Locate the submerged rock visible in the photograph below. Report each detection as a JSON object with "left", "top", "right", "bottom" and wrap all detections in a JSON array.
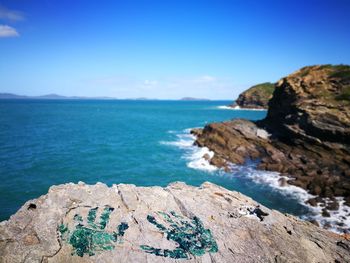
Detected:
[{"left": 1, "top": 182, "right": 349, "bottom": 262}]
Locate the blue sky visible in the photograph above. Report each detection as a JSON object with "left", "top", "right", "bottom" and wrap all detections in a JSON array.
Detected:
[{"left": 0, "top": 0, "right": 349, "bottom": 99}]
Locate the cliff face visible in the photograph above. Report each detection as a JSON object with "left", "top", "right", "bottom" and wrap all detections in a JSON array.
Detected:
[
  {"left": 232, "top": 82, "right": 275, "bottom": 109},
  {"left": 263, "top": 65, "right": 350, "bottom": 197},
  {"left": 1, "top": 182, "right": 349, "bottom": 263},
  {"left": 265, "top": 65, "right": 350, "bottom": 143},
  {"left": 193, "top": 65, "right": 350, "bottom": 227}
]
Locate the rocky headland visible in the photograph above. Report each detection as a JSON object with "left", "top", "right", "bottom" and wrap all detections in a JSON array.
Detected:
[
  {"left": 1, "top": 182, "right": 350, "bottom": 262},
  {"left": 230, "top": 82, "right": 275, "bottom": 109},
  {"left": 192, "top": 65, "right": 350, "bottom": 230}
]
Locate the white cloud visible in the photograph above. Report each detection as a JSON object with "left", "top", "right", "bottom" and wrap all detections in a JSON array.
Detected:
[
  {"left": 193, "top": 75, "right": 216, "bottom": 83},
  {"left": 143, "top": 80, "right": 158, "bottom": 86},
  {"left": 137, "top": 75, "right": 235, "bottom": 99},
  {"left": 0, "top": 25, "right": 19, "bottom": 37},
  {"left": 0, "top": 6, "right": 24, "bottom": 21},
  {"left": 83, "top": 74, "right": 238, "bottom": 99}
]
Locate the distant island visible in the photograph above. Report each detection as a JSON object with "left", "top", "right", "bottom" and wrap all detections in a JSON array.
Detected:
[
  {"left": 0, "top": 93, "right": 212, "bottom": 101},
  {"left": 180, "top": 97, "right": 211, "bottom": 101},
  {"left": 0, "top": 93, "right": 118, "bottom": 100}
]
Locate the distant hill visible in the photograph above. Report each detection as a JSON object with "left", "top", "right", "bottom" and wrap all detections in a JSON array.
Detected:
[
  {"left": 180, "top": 97, "right": 211, "bottom": 101},
  {"left": 0, "top": 93, "right": 117, "bottom": 100},
  {"left": 127, "top": 97, "right": 159, "bottom": 100},
  {"left": 36, "top": 94, "right": 71, "bottom": 99},
  {"left": 0, "top": 93, "right": 213, "bottom": 101},
  {"left": 0, "top": 93, "right": 30, "bottom": 99}
]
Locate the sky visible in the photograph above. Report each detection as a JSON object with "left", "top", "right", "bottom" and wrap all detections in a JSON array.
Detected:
[{"left": 0, "top": 0, "right": 350, "bottom": 100}]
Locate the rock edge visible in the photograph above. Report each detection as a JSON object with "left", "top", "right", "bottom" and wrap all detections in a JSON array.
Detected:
[{"left": 0, "top": 181, "right": 349, "bottom": 262}]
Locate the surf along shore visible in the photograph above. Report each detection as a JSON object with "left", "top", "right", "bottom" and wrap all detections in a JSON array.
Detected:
[{"left": 192, "top": 65, "right": 350, "bottom": 233}]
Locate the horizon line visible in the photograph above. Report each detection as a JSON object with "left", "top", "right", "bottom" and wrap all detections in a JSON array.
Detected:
[{"left": 0, "top": 92, "right": 232, "bottom": 101}]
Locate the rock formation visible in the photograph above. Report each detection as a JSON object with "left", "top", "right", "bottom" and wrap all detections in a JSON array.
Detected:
[
  {"left": 230, "top": 82, "right": 275, "bottom": 109},
  {"left": 193, "top": 65, "right": 350, "bottom": 224},
  {"left": 1, "top": 182, "right": 350, "bottom": 262}
]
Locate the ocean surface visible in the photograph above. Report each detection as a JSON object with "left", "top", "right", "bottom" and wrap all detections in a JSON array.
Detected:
[{"left": 0, "top": 99, "right": 348, "bottom": 232}]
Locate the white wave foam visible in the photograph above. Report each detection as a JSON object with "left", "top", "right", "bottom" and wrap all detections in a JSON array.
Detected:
[
  {"left": 160, "top": 129, "right": 217, "bottom": 172},
  {"left": 228, "top": 162, "right": 350, "bottom": 233},
  {"left": 217, "top": 105, "right": 236, "bottom": 110},
  {"left": 217, "top": 105, "right": 267, "bottom": 111},
  {"left": 229, "top": 163, "right": 313, "bottom": 203},
  {"left": 186, "top": 146, "right": 217, "bottom": 172},
  {"left": 159, "top": 135, "right": 194, "bottom": 148},
  {"left": 161, "top": 129, "right": 350, "bottom": 233},
  {"left": 303, "top": 198, "right": 350, "bottom": 233}
]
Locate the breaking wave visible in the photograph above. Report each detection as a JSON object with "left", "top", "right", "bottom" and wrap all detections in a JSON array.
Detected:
[
  {"left": 217, "top": 105, "right": 267, "bottom": 111},
  {"left": 161, "top": 129, "right": 350, "bottom": 233},
  {"left": 227, "top": 162, "right": 350, "bottom": 233},
  {"left": 160, "top": 129, "right": 217, "bottom": 172}
]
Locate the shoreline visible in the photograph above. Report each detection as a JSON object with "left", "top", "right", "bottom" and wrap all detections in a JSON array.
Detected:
[
  {"left": 217, "top": 105, "right": 267, "bottom": 111},
  {"left": 193, "top": 65, "right": 350, "bottom": 234},
  {"left": 162, "top": 127, "right": 350, "bottom": 234},
  {"left": 191, "top": 122, "right": 350, "bottom": 234}
]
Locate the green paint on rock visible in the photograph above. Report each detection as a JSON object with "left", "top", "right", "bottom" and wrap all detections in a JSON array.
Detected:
[
  {"left": 117, "top": 222, "right": 129, "bottom": 237},
  {"left": 99, "top": 206, "right": 114, "bottom": 229},
  {"left": 59, "top": 206, "right": 129, "bottom": 257},
  {"left": 140, "top": 245, "right": 188, "bottom": 259},
  {"left": 140, "top": 211, "right": 218, "bottom": 259},
  {"left": 73, "top": 214, "right": 83, "bottom": 222},
  {"left": 87, "top": 207, "right": 98, "bottom": 228},
  {"left": 59, "top": 224, "right": 68, "bottom": 235}
]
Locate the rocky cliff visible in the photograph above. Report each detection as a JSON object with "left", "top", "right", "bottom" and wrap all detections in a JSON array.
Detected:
[
  {"left": 1, "top": 182, "right": 349, "bottom": 263},
  {"left": 193, "top": 65, "right": 350, "bottom": 230},
  {"left": 231, "top": 82, "right": 275, "bottom": 109}
]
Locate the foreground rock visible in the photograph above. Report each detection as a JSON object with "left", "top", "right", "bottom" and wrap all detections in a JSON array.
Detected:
[
  {"left": 230, "top": 82, "right": 274, "bottom": 109},
  {"left": 1, "top": 182, "right": 349, "bottom": 263},
  {"left": 193, "top": 65, "right": 350, "bottom": 223}
]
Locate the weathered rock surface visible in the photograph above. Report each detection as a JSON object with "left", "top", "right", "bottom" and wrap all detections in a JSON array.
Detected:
[
  {"left": 192, "top": 119, "right": 274, "bottom": 167},
  {"left": 230, "top": 82, "right": 275, "bottom": 109},
  {"left": 193, "top": 65, "right": 350, "bottom": 217},
  {"left": 1, "top": 182, "right": 349, "bottom": 263}
]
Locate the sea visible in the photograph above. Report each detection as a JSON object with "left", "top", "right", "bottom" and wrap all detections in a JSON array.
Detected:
[{"left": 0, "top": 99, "right": 349, "bottom": 232}]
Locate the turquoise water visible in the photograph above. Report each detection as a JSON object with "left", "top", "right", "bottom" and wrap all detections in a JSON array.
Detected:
[{"left": 0, "top": 100, "right": 309, "bottom": 221}]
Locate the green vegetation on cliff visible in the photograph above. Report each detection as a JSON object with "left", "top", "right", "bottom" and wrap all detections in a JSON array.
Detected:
[
  {"left": 329, "top": 65, "right": 350, "bottom": 102},
  {"left": 233, "top": 82, "right": 275, "bottom": 109},
  {"left": 336, "top": 86, "right": 350, "bottom": 101},
  {"left": 196, "top": 64, "right": 350, "bottom": 228},
  {"left": 245, "top": 82, "right": 275, "bottom": 97},
  {"left": 295, "top": 64, "right": 350, "bottom": 104}
]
